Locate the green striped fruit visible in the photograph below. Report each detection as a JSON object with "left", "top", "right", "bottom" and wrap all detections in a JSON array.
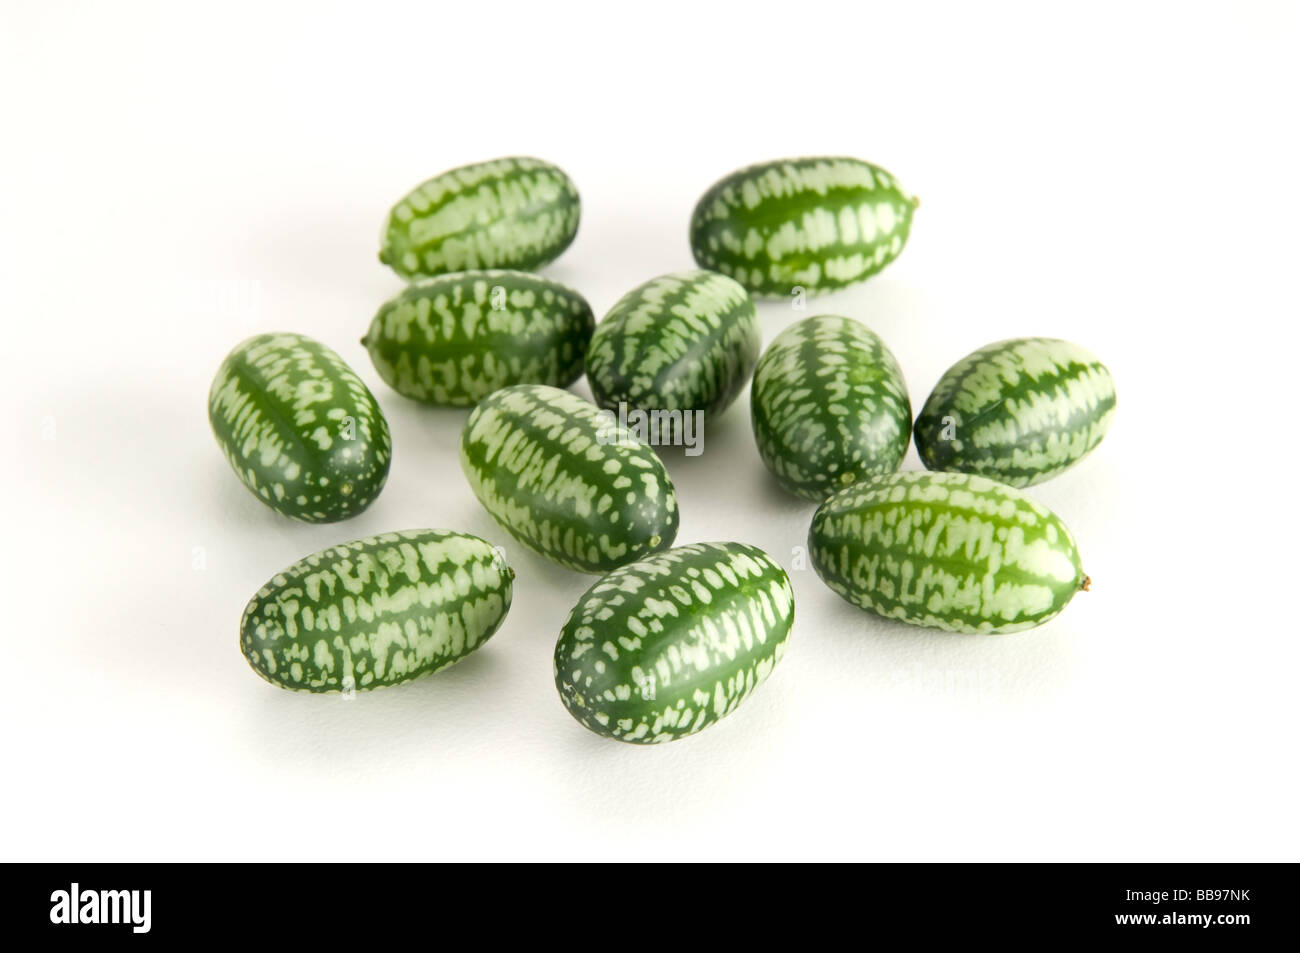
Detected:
[
  {"left": 751, "top": 315, "right": 911, "bottom": 502},
  {"left": 208, "top": 333, "right": 391, "bottom": 522},
  {"left": 809, "top": 471, "right": 1088, "bottom": 634},
  {"left": 554, "top": 542, "right": 794, "bottom": 744},
  {"left": 585, "top": 270, "right": 760, "bottom": 432},
  {"left": 362, "top": 270, "right": 594, "bottom": 406},
  {"left": 240, "top": 529, "right": 513, "bottom": 693},
  {"left": 914, "top": 337, "right": 1116, "bottom": 488},
  {"left": 460, "top": 384, "right": 679, "bottom": 573},
  {"left": 689, "top": 156, "right": 917, "bottom": 297},
  {"left": 379, "top": 157, "right": 580, "bottom": 280}
]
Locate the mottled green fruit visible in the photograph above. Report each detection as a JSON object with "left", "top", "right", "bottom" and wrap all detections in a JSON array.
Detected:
[
  {"left": 241, "top": 530, "right": 513, "bottom": 693},
  {"left": 379, "top": 156, "right": 580, "bottom": 280},
  {"left": 208, "top": 332, "right": 391, "bottom": 522},
  {"left": 585, "top": 270, "right": 760, "bottom": 429},
  {"left": 460, "top": 385, "right": 679, "bottom": 573},
  {"left": 363, "top": 270, "right": 594, "bottom": 406},
  {"left": 554, "top": 542, "right": 794, "bottom": 744},
  {"left": 809, "top": 471, "right": 1087, "bottom": 634},
  {"left": 751, "top": 315, "right": 911, "bottom": 501},
  {"left": 690, "top": 156, "right": 916, "bottom": 296},
  {"left": 914, "top": 337, "right": 1116, "bottom": 488}
]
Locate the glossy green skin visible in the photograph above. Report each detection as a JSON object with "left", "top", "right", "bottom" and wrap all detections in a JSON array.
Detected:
[
  {"left": 809, "top": 471, "right": 1087, "bottom": 634},
  {"left": 585, "top": 270, "right": 760, "bottom": 425},
  {"left": 459, "top": 385, "right": 679, "bottom": 573},
  {"left": 751, "top": 315, "right": 911, "bottom": 502},
  {"left": 241, "top": 530, "right": 513, "bottom": 693},
  {"left": 208, "top": 333, "right": 391, "bottom": 522},
  {"left": 363, "top": 270, "right": 594, "bottom": 406},
  {"left": 914, "top": 337, "right": 1117, "bottom": 488},
  {"left": 554, "top": 542, "right": 794, "bottom": 744},
  {"left": 690, "top": 156, "right": 916, "bottom": 296},
  {"left": 379, "top": 156, "right": 580, "bottom": 280}
]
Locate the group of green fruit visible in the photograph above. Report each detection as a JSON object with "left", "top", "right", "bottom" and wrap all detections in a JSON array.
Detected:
[{"left": 210, "top": 155, "right": 1115, "bottom": 744}]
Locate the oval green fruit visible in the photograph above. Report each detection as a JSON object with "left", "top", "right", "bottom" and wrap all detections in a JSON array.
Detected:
[
  {"left": 751, "top": 315, "right": 911, "bottom": 502},
  {"left": 208, "top": 332, "right": 391, "bottom": 522},
  {"left": 362, "top": 270, "right": 594, "bottom": 406},
  {"left": 554, "top": 542, "right": 794, "bottom": 744},
  {"left": 585, "top": 270, "right": 759, "bottom": 433},
  {"left": 689, "top": 156, "right": 917, "bottom": 297},
  {"left": 809, "top": 471, "right": 1088, "bottom": 634},
  {"left": 459, "top": 384, "right": 679, "bottom": 573},
  {"left": 240, "top": 529, "right": 513, "bottom": 693},
  {"left": 914, "top": 337, "right": 1116, "bottom": 488},
  {"left": 379, "top": 156, "right": 580, "bottom": 280}
]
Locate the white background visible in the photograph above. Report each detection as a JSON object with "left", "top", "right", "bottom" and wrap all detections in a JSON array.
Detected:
[{"left": 2, "top": 1, "right": 1297, "bottom": 861}]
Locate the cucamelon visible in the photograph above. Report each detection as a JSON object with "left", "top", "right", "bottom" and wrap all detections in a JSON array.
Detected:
[
  {"left": 208, "top": 332, "right": 391, "bottom": 522},
  {"left": 459, "top": 384, "right": 679, "bottom": 573},
  {"left": 362, "top": 269, "right": 594, "bottom": 406},
  {"left": 751, "top": 315, "right": 911, "bottom": 501},
  {"left": 809, "top": 471, "right": 1087, "bottom": 634},
  {"left": 379, "top": 156, "right": 580, "bottom": 280},
  {"left": 554, "top": 542, "right": 794, "bottom": 744},
  {"left": 584, "top": 270, "right": 760, "bottom": 428},
  {"left": 689, "top": 156, "right": 917, "bottom": 296},
  {"left": 240, "top": 529, "right": 513, "bottom": 693},
  {"left": 914, "top": 337, "right": 1116, "bottom": 487}
]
